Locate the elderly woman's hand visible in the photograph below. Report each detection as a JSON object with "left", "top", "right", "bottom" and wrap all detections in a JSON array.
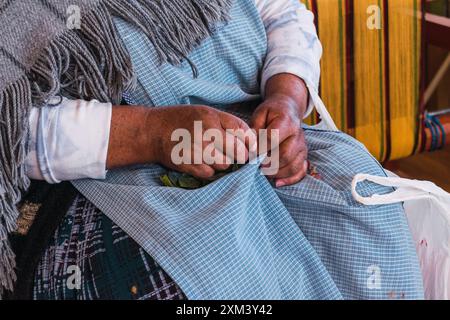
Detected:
[
  {"left": 251, "top": 73, "right": 309, "bottom": 187},
  {"left": 150, "top": 105, "right": 256, "bottom": 179},
  {"left": 107, "top": 105, "right": 256, "bottom": 180}
]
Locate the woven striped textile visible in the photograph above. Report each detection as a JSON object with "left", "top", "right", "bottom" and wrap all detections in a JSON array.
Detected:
[{"left": 301, "top": 0, "right": 425, "bottom": 161}]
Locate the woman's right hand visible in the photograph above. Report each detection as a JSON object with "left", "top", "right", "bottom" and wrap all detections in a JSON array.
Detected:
[{"left": 107, "top": 105, "right": 256, "bottom": 179}]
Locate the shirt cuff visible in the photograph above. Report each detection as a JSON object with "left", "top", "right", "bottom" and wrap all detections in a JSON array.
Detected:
[{"left": 26, "top": 97, "right": 112, "bottom": 183}]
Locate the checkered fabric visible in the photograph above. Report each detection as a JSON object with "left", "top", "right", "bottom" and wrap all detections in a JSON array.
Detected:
[
  {"left": 33, "top": 194, "right": 185, "bottom": 300},
  {"left": 115, "top": 0, "right": 266, "bottom": 109},
  {"left": 67, "top": 0, "right": 423, "bottom": 299},
  {"left": 73, "top": 127, "right": 423, "bottom": 300}
]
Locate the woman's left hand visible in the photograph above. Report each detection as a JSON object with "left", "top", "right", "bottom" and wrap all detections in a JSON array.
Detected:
[{"left": 251, "top": 73, "right": 309, "bottom": 187}]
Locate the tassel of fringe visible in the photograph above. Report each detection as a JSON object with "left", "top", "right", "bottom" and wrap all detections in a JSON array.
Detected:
[
  {"left": 0, "top": 0, "right": 233, "bottom": 299},
  {"left": 28, "top": 0, "right": 233, "bottom": 105},
  {"left": 105, "top": 0, "right": 233, "bottom": 76},
  {"left": 0, "top": 77, "right": 31, "bottom": 299}
]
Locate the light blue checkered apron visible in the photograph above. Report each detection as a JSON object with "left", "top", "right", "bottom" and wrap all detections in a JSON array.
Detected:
[{"left": 73, "top": 0, "right": 423, "bottom": 300}]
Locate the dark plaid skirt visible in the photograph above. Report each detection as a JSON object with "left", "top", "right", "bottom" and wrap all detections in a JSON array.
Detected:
[{"left": 29, "top": 191, "right": 186, "bottom": 300}]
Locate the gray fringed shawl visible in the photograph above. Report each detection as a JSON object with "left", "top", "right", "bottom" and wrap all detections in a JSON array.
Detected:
[{"left": 0, "top": 0, "right": 232, "bottom": 298}]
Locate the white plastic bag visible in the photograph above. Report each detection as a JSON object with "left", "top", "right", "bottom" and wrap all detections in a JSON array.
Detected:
[{"left": 352, "top": 174, "right": 450, "bottom": 300}]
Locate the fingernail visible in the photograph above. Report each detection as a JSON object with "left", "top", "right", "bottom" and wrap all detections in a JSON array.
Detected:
[
  {"left": 303, "top": 161, "right": 309, "bottom": 172},
  {"left": 275, "top": 180, "right": 285, "bottom": 188}
]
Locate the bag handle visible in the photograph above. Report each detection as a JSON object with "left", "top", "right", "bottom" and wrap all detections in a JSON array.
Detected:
[
  {"left": 305, "top": 83, "right": 339, "bottom": 132},
  {"left": 351, "top": 174, "right": 448, "bottom": 205}
]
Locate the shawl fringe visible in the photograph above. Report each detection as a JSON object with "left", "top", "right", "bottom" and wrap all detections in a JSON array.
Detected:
[{"left": 0, "top": 77, "right": 31, "bottom": 298}]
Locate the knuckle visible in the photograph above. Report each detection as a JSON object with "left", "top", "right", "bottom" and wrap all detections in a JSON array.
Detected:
[
  {"left": 200, "top": 106, "right": 217, "bottom": 118},
  {"left": 215, "top": 163, "right": 231, "bottom": 171},
  {"left": 289, "top": 161, "right": 303, "bottom": 175},
  {"left": 288, "top": 167, "right": 299, "bottom": 176},
  {"left": 196, "top": 168, "right": 214, "bottom": 179}
]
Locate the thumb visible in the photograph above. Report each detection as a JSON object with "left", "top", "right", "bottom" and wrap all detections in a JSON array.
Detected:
[{"left": 250, "top": 106, "right": 269, "bottom": 131}]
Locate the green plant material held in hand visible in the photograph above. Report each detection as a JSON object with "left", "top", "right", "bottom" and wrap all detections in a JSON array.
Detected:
[{"left": 160, "top": 164, "right": 242, "bottom": 189}]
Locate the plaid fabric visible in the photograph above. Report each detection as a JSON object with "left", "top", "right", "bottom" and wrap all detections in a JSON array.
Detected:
[
  {"left": 34, "top": 126, "right": 424, "bottom": 300},
  {"left": 114, "top": 0, "right": 266, "bottom": 109},
  {"left": 73, "top": 126, "right": 424, "bottom": 300},
  {"left": 33, "top": 194, "right": 185, "bottom": 300}
]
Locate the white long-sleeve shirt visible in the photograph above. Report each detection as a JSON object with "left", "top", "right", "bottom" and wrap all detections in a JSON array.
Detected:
[{"left": 26, "top": 0, "right": 322, "bottom": 183}]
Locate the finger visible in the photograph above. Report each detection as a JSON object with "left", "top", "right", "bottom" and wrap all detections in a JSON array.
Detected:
[
  {"left": 178, "top": 164, "right": 215, "bottom": 179},
  {"left": 228, "top": 128, "right": 258, "bottom": 155},
  {"left": 224, "top": 131, "right": 248, "bottom": 164},
  {"left": 203, "top": 146, "right": 232, "bottom": 171},
  {"left": 203, "top": 128, "right": 248, "bottom": 166},
  {"left": 281, "top": 134, "right": 306, "bottom": 168},
  {"left": 264, "top": 116, "right": 296, "bottom": 152},
  {"left": 266, "top": 151, "right": 307, "bottom": 179},
  {"left": 275, "top": 160, "right": 309, "bottom": 188},
  {"left": 262, "top": 135, "right": 303, "bottom": 169},
  {"left": 212, "top": 162, "right": 232, "bottom": 172},
  {"left": 187, "top": 142, "right": 233, "bottom": 171},
  {"left": 200, "top": 123, "right": 247, "bottom": 168},
  {"left": 220, "top": 112, "right": 257, "bottom": 153},
  {"left": 250, "top": 106, "right": 269, "bottom": 131}
]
